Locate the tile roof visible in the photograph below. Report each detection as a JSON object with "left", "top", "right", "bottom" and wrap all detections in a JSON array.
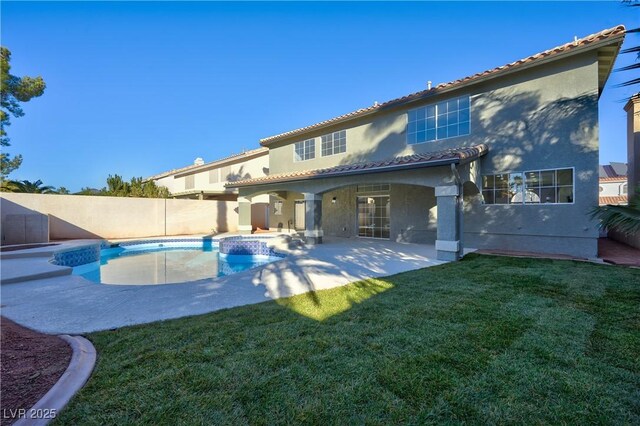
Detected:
[
  {"left": 599, "top": 195, "right": 628, "bottom": 205},
  {"left": 226, "top": 144, "right": 487, "bottom": 188},
  {"left": 260, "top": 25, "right": 625, "bottom": 146},
  {"left": 599, "top": 176, "right": 627, "bottom": 183},
  {"left": 146, "top": 147, "right": 268, "bottom": 181},
  {"left": 599, "top": 162, "right": 628, "bottom": 178}
]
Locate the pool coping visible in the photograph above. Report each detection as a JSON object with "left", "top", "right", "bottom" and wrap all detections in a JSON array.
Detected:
[{"left": 1, "top": 235, "right": 289, "bottom": 285}]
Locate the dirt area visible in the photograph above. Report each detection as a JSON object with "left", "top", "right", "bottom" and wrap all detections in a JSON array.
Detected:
[{"left": 0, "top": 316, "right": 71, "bottom": 425}]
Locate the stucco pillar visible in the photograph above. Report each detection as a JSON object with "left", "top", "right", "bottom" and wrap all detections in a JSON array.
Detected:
[
  {"left": 625, "top": 94, "right": 640, "bottom": 200},
  {"left": 303, "top": 193, "right": 323, "bottom": 244},
  {"left": 435, "top": 185, "right": 461, "bottom": 261},
  {"left": 238, "top": 196, "right": 252, "bottom": 234}
]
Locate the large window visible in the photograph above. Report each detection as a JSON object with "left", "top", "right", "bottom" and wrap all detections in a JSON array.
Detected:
[
  {"left": 407, "top": 95, "right": 470, "bottom": 144},
  {"left": 321, "top": 130, "right": 346, "bottom": 156},
  {"left": 482, "top": 168, "right": 574, "bottom": 204},
  {"left": 294, "top": 138, "right": 316, "bottom": 162}
]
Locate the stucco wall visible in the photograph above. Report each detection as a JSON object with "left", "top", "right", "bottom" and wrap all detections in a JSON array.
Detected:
[
  {"left": 153, "top": 152, "right": 269, "bottom": 195},
  {"left": 258, "top": 50, "right": 601, "bottom": 257},
  {"left": 1, "top": 193, "right": 238, "bottom": 243}
]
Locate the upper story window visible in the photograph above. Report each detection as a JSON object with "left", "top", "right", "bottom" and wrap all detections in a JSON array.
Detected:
[
  {"left": 321, "top": 130, "right": 346, "bottom": 156},
  {"left": 482, "top": 168, "right": 573, "bottom": 205},
  {"left": 294, "top": 138, "right": 316, "bottom": 162},
  {"left": 407, "top": 95, "right": 470, "bottom": 144},
  {"left": 621, "top": 183, "right": 628, "bottom": 195},
  {"left": 209, "top": 169, "right": 219, "bottom": 184},
  {"left": 185, "top": 175, "right": 195, "bottom": 190}
]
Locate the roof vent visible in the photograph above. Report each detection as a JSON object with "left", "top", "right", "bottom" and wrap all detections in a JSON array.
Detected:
[
  {"left": 194, "top": 157, "right": 204, "bottom": 166},
  {"left": 574, "top": 36, "right": 578, "bottom": 45},
  {"left": 427, "top": 81, "right": 432, "bottom": 90}
]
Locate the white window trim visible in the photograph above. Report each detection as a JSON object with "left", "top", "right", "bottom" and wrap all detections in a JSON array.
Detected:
[
  {"left": 406, "top": 95, "right": 471, "bottom": 145},
  {"left": 481, "top": 166, "right": 575, "bottom": 206},
  {"left": 321, "top": 130, "right": 347, "bottom": 157},
  {"left": 293, "top": 138, "right": 316, "bottom": 162}
]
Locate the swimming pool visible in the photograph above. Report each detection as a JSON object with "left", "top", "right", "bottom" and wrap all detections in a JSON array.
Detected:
[{"left": 71, "top": 239, "right": 283, "bottom": 285}]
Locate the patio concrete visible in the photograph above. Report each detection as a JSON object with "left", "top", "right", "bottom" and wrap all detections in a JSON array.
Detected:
[{"left": 1, "top": 238, "right": 451, "bottom": 334}]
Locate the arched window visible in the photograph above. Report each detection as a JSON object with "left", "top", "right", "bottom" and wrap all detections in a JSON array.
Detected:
[{"left": 599, "top": 186, "right": 604, "bottom": 193}]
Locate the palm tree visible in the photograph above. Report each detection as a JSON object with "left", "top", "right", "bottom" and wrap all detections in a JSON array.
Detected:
[
  {"left": 4, "top": 179, "right": 56, "bottom": 194},
  {"left": 591, "top": 188, "right": 640, "bottom": 235}
]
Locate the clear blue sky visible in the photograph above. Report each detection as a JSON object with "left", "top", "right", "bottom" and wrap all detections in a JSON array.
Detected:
[{"left": 1, "top": 1, "right": 638, "bottom": 191}]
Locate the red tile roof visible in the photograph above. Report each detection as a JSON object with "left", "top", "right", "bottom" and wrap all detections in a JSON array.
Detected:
[
  {"left": 599, "top": 195, "right": 628, "bottom": 205},
  {"left": 226, "top": 144, "right": 487, "bottom": 188},
  {"left": 260, "top": 25, "right": 625, "bottom": 146},
  {"left": 599, "top": 176, "right": 627, "bottom": 183}
]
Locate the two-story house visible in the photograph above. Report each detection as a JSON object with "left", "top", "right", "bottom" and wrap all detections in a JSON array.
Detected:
[
  {"left": 599, "top": 162, "right": 628, "bottom": 205},
  {"left": 227, "top": 25, "right": 625, "bottom": 261}
]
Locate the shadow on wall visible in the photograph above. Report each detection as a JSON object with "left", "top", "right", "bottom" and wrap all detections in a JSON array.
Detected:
[
  {"left": 1, "top": 198, "right": 51, "bottom": 244},
  {"left": 48, "top": 215, "right": 102, "bottom": 240},
  {"left": 216, "top": 201, "right": 227, "bottom": 234},
  {"left": 225, "top": 165, "right": 252, "bottom": 183},
  {"left": 335, "top": 89, "right": 598, "bottom": 172}
]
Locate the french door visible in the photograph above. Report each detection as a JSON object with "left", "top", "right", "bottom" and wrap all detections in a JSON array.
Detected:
[{"left": 357, "top": 196, "right": 390, "bottom": 239}]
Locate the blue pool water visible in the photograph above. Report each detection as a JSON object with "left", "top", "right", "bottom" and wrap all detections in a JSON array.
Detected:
[{"left": 73, "top": 243, "right": 280, "bottom": 285}]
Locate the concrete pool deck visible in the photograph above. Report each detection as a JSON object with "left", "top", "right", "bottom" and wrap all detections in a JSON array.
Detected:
[{"left": 1, "top": 237, "right": 453, "bottom": 334}]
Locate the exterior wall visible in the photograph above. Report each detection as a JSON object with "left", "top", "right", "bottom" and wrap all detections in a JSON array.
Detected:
[
  {"left": 599, "top": 180, "right": 627, "bottom": 197},
  {"left": 262, "top": 51, "right": 601, "bottom": 257},
  {"left": 153, "top": 152, "right": 270, "bottom": 196},
  {"left": 626, "top": 96, "right": 640, "bottom": 197},
  {"left": 1, "top": 193, "right": 238, "bottom": 243},
  {"left": 269, "top": 192, "right": 302, "bottom": 232}
]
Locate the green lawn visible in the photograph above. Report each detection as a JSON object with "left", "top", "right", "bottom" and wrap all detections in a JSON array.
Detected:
[{"left": 57, "top": 254, "right": 639, "bottom": 425}]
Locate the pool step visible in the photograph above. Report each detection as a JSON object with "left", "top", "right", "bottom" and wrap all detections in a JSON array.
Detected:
[{"left": 1, "top": 257, "right": 72, "bottom": 284}]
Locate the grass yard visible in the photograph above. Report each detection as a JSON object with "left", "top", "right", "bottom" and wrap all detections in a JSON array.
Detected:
[{"left": 57, "top": 254, "right": 639, "bottom": 424}]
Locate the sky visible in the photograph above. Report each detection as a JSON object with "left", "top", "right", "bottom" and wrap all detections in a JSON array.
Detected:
[{"left": 1, "top": 1, "right": 638, "bottom": 192}]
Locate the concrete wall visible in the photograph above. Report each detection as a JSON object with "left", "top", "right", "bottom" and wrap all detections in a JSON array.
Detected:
[
  {"left": 260, "top": 50, "right": 601, "bottom": 257},
  {"left": 1, "top": 193, "right": 238, "bottom": 243},
  {"left": 610, "top": 229, "right": 640, "bottom": 250}
]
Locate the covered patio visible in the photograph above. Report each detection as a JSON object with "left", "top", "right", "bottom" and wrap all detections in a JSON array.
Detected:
[{"left": 227, "top": 144, "right": 487, "bottom": 261}]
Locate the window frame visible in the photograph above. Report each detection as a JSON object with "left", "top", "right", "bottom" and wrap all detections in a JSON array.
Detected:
[
  {"left": 293, "top": 138, "right": 316, "bottom": 162},
  {"left": 407, "top": 95, "right": 471, "bottom": 145},
  {"left": 481, "top": 167, "right": 575, "bottom": 206},
  {"left": 321, "top": 130, "right": 347, "bottom": 157}
]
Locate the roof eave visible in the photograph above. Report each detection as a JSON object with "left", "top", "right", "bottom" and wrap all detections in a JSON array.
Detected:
[
  {"left": 226, "top": 158, "right": 465, "bottom": 189},
  {"left": 259, "top": 32, "right": 625, "bottom": 147}
]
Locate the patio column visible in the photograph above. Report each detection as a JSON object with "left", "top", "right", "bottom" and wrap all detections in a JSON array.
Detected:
[
  {"left": 238, "top": 196, "right": 252, "bottom": 234},
  {"left": 435, "top": 185, "right": 461, "bottom": 261},
  {"left": 303, "top": 193, "right": 323, "bottom": 244}
]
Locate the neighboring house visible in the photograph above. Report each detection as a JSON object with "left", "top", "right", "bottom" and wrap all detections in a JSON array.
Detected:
[
  {"left": 599, "top": 162, "right": 628, "bottom": 205},
  {"left": 226, "top": 25, "right": 625, "bottom": 260},
  {"left": 146, "top": 147, "right": 271, "bottom": 229}
]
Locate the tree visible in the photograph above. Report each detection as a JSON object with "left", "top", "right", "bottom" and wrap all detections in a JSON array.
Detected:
[
  {"left": 616, "top": 2, "right": 640, "bottom": 88},
  {"left": 591, "top": 188, "right": 640, "bottom": 235},
  {"left": 0, "top": 47, "right": 46, "bottom": 181},
  {"left": 3, "top": 179, "right": 56, "bottom": 194},
  {"left": 56, "top": 186, "right": 70, "bottom": 195}
]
